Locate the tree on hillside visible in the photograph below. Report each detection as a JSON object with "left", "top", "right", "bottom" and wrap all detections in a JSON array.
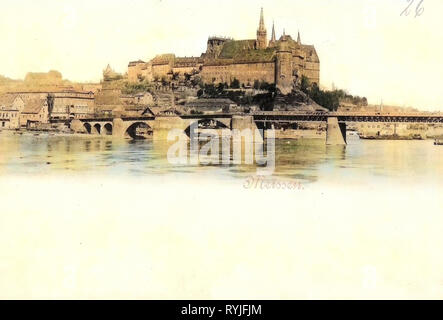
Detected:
[
  {"left": 217, "top": 82, "right": 226, "bottom": 94},
  {"left": 230, "top": 78, "right": 240, "bottom": 89},
  {"left": 300, "top": 75, "right": 310, "bottom": 94}
]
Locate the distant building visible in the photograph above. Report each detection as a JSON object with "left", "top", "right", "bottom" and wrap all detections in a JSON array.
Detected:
[
  {"left": 50, "top": 91, "right": 95, "bottom": 120},
  {"left": 4, "top": 91, "right": 95, "bottom": 120},
  {"left": 0, "top": 95, "right": 24, "bottom": 129},
  {"left": 103, "top": 64, "right": 124, "bottom": 82},
  {"left": 127, "top": 8, "right": 320, "bottom": 95},
  {"left": 24, "top": 70, "right": 63, "bottom": 85},
  {"left": 184, "top": 98, "right": 238, "bottom": 114},
  {"left": 19, "top": 98, "right": 49, "bottom": 128}
]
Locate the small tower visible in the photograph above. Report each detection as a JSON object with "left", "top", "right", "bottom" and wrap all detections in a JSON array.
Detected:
[
  {"left": 256, "top": 8, "right": 267, "bottom": 49},
  {"left": 297, "top": 31, "right": 301, "bottom": 45},
  {"left": 269, "top": 21, "right": 276, "bottom": 47},
  {"left": 275, "top": 36, "right": 293, "bottom": 95}
]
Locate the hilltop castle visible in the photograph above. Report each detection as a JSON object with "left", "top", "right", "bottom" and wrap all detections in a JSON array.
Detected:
[{"left": 126, "top": 8, "right": 320, "bottom": 94}]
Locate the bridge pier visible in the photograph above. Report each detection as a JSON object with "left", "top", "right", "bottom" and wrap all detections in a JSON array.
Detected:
[
  {"left": 231, "top": 115, "right": 263, "bottom": 142},
  {"left": 152, "top": 116, "right": 189, "bottom": 141},
  {"left": 112, "top": 118, "right": 126, "bottom": 137},
  {"left": 70, "top": 119, "right": 86, "bottom": 133},
  {"left": 326, "top": 117, "right": 346, "bottom": 145}
]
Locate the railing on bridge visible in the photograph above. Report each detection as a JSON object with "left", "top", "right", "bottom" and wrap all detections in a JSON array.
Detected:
[
  {"left": 71, "top": 110, "right": 443, "bottom": 124},
  {"left": 252, "top": 111, "right": 443, "bottom": 123}
]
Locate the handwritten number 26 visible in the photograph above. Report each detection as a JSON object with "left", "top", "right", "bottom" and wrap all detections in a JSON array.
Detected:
[{"left": 401, "top": 0, "right": 424, "bottom": 17}]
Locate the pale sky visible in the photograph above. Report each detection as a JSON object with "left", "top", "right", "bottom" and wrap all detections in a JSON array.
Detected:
[{"left": 0, "top": 0, "right": 442, "bottom": 111}]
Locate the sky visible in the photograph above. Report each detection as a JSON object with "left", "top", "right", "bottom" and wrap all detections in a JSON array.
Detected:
[{"left": 0, "top": 0, "right": 442, "bottom": 111}]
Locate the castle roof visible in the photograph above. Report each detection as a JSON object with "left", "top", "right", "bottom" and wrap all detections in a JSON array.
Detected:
[
  {"left": 151, "top": 54, "right": 175, "bottom": 65},
  {"left": 219, "top": 40, "right": 256, "bottom": 58},
  {"left": 174, "top": 56, "right": 203, "bottom": 67},
  {"left": 208, "top": 36, "right": 233, "bottom": 41},
  {"left": 128, "top": 60, "right": 145, "bottom": 66},
  {"left": 22, "top": 99, "right": 47, "bottom": 114},
  {"left": 0, "top": 95, "right": 19, "bottom": 106},
  {"left": 301, "top": 44, "right": 320, "bottom": 62},
  {"left": 104, "top": 64, "right": 113, "bottom": 73},
  {"left": 217, "top": 40, "right": 276, "bottom": 63}
]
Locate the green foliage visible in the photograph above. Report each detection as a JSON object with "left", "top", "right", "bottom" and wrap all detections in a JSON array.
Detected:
[
  {"left": 252, "top": 80, "right": 275, "bottom": 92},
  {"left": 219, "top": 40, "right": 276, "bottom": 62},
  {"left": 121, "top": 82, "right": 154, "bottom": 95},
  {"left": 308, "top": 83, "right": 340, "bottom": 111},
  {"left": 259, "top": 81, "right": 275, "bottom": 92},
  {"left": 191, "top": 76, "right": 203, "bottom": 88},
  {"left": 299, "top": 76, "right": 367, "bottom": 111},
  {"left": 230, "top": 78, "right": 240, "bottom": 89},
  {"left": 203, "top": 84, "right": 217, "bottom": 96},
  {"left": 161, "top": 76, "right": 169, "bottom": 86},
  {"left": 216, "top": 82, "right": 228, "bottom": 93},
  {"left": 300, "top": 75, "right": 310, "bottom": 94}
]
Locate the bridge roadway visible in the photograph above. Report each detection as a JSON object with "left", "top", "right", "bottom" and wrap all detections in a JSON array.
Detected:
[
  {"left": 65, "top": 111, "right": 443, "bottom": 145},
  {"left": 251, "top": 111, "right": 443, "bottom": 123},
  {"left": 64, "top": 111, "right": 443, "bottom": 126},
  {"left": 95, "top": 111, "right": 443, "bottom": 123}
]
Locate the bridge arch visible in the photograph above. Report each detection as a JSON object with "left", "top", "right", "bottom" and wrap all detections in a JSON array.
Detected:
[
  {"left": 92, "top": 123, "right": 101, "bottom": 135},
  {"left": 125, "top": 121, "right": 152, "bottom": 139},
  {"left": 84, "top": 122, "right": 92, "bottom": 134},
  {"left": 184, "top": 119, "right": 230, "bottom": 138},
  {"left": 103, "top": 123, "right": 113, "bottom": 135}
]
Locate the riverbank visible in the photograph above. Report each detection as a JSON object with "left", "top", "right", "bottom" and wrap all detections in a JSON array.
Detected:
[{"left": 0, "top": 129, "right": 116, "bottom": 139}]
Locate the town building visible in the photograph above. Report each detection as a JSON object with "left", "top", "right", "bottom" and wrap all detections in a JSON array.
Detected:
[
  {"left": 0, "top": 95, "right": 24, "bottom": 129},
  {"left": 4, "top": 90, "right": 95, "bottom": 120},
  {"left": 19, "top": 98, "right": 49, "bottom": 128}
]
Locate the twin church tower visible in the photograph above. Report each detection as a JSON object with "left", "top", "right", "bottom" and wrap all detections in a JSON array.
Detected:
[
  {"left": 126, "top": 8, "right": 320, "bottom": 94},
  {"left": 256, "top": 7, "right": 268, "bottom": 49}
]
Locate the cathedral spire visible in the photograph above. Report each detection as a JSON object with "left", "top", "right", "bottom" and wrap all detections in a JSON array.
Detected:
[
  {"left": 271, "top": 21, "right": 276, "bottom": 41},
  {"left": 297, "top": 31, "right": 301, "bottom": 44},
  {"left": 268, "top": 20, "right": 276, "bottom": 47},
  {"left": 256, "top": 8, "right": 267, "bottom": 49},
  {"left": 258, "top": 7, "right": 265, "bottom": 31}
]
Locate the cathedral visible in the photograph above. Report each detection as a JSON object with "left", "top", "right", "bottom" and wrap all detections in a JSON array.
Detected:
[{"left": 127, "top": 8, "right": 320, "bottom": 94}]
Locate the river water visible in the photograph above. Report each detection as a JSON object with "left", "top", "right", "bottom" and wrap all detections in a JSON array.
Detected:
[
  {"left": 1, "top": 131, "right": 442, "bottom": 299},
  {"left": 0, "top": 131, "right": 442, "bottom": 185}
]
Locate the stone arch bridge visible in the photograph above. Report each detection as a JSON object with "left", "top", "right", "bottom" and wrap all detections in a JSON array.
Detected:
[
  {"left": 70, "top": 115, "right": 235, "bottom": 140},
  {"left": 69, "top": 112, "right": 443, "bottom": 145}
]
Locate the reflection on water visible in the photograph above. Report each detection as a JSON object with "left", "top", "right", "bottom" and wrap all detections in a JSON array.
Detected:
[{"left": 0, "top": 131, "right": 442, "bottom": 185}]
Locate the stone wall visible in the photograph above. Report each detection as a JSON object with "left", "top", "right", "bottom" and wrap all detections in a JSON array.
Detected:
[
  {"left": 128, "top": 63, "right": 145, "bottom": 82},
  {"left": 152, "top": 64, "right": 171, "bottom": 79},
  {"left": 172, "top": 66, "right": 200, "bottom": 78},
  {"left": 302, "top": 61, "right": 320, "bottom": 85},
  {"left": 201, "top": 62, "right": 275, "bottom": 85}
]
